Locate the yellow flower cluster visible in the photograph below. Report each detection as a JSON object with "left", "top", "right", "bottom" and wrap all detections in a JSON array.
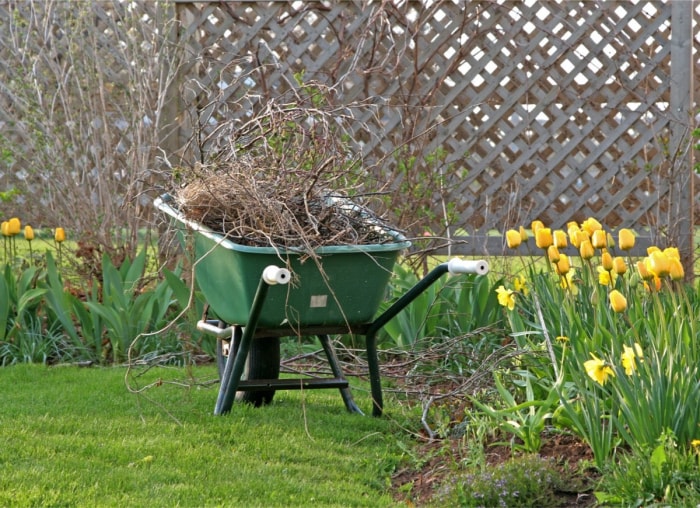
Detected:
[
  {"left": 1, "top": 217, "right": 66, "bottom": 243},
  {"left": 636, "top": 246, "right": 684, "bottom": 290},
  {"left": 504, "top": 219, "right": 686, "bottom": 313},
  {"left": 584, "top": 342, "right": 644, "bottom": 385}
]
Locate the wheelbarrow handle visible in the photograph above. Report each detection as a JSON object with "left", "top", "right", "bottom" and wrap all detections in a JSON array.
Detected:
[
  {"left": 447, "top": 258, "right": 489, "bottom": 275},
  {"left": 197, "top": 320, "right": 234, "bottom": 338},
  {"left": 365, "top": 257, "right": 489, "bottom": 416}
]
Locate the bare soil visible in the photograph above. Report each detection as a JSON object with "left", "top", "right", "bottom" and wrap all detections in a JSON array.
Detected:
[{"left": 390, "top": 430, "right": 599, "bottom": 506}]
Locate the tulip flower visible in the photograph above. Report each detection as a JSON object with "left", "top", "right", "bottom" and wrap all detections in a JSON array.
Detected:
[
  {"left": 607, "top": 232, "right": 615, "bottom": 248},
  {"left": 24, "top": 225, "right": 34, "bottom": 259},
  {"left": 648, "top": 251, "right": 670, "bottom": 278},
  {"left": 1, "top": 221, "right": 9, "bottom": 237},
  {"left": 519, "top": 226, "right": 528, "bottom": 242},
  {"left": 663, "top": 247, "right": 680, "bottom": 261},
  {"left": 612, "top": 256, "right": 627, "bottom": 275},
  {"left": 591, "top": 229, "right": 607, "bottom": 250},
  {"left": 535, "top": 227, "right": 553, "bottom": 249},
  {"left": 601, "top": 251, "right": 613, "bottom": 271},
  {"left": 553, "top": 230, "right": 568, "bottom": 249},
  {"left": 669, "top": 258, "right": 684, "bottom": 281},
  {"left": 531, "top": 220, "right": 544, "bottom": 235},
  {"left": 8, "top": 217, "right": 20, "bottom": 236},
  {"left": 584, "top": 353, "right": 615, "bottom": 385},
  {"left": 547, "top": 245, "right": 560, "bottom": 263},
  {"left": 618, "top": 229, "right": 635, "bottom": 251},
  {"left": 636, "top": 260, "right": 653, "bottom": 280},
  {"left": 555, "top": 254, "right": 571, "bottom": 275},
  {"left": 567, "top": 224, "right": 583, "bottom": 247},
  {"left": 581, "top": 217, "right": 602, "bottom": 236},
  {"left": 505, "top": 229, "right": 521, "bottom": 249},
  {"left": 54, "top": 227, "right": 66, "bottom": 268},
  {"left": 609, "top": 289, "right": 627, "bottom": 313},
  {"left": 579, "top": 240, "right": 594, "bottom": 260}
]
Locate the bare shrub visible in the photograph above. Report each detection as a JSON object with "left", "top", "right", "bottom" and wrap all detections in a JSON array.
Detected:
[{"left": 0, "top": 1, "right": 183, "bottom": 258}]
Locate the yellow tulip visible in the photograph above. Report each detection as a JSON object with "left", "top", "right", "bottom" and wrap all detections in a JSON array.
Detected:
[
  {"left": 535, "top": 227, "right": 553, "bottom": 249},
  {"left": 591, "top": 229, "right": 607, "bottom": 250},
  {"left": 669, "top": 258, "right": 684, "bottom": 281},
  {"left": 54, "top": 227, "right": 66, "bottom": 243},
  {"left": 547, "top": 245, "right": 560, "bottom": 263},
  {"left": 613, "top": 256, "right": 627, "bottom": 275},
  {"left": 618, "top": 229, "right": 635, "bottom": 251},
  {"left": 567, "top": 223, "right": 580, "bottom": 240},
  {"left": 609, "top": 289, "right": 627, "bottom": 313},
  {"left": 648, "top": 251, "right": 670, "bottom": 278},
  {"left": 7, "top": 217, "right": 20, "bottom": 236},
  {"left": 24, "top": 225, "right": 34, "bottom": 241},
  {"left": 579, "top": 240, "right": 595, "bottom": 260},
  {"left": 601, "top": 251, "right": 613, "bottom": 271},
  {"left": 636, "top": 260, "right": 653, "bottom": 281},
  {"left": 531, "top": 220, "right": 545, "bottom": 235},
  {"left": 584, "top": 353, "right": 615, "bottom": 385},
  {"left": 581, "top": 217, "right": 603, "bottom": 236},
  {"left": 505, "top": 229, "right": 521, "bottom": 249},
  {"left": 1, "top": 221, "right": 9, "bottom": 237},
  {"left": 519, "top": 226, "right": 528, "bottom": 242},
  {"left": 553, "top": 230, "right": 568, "bottom": 249},
  {"left": 663, "top": 247, "right": 680, "bottom": 261},
  {"left": 607, "top": 232, "right": 615, "bottom": 248},
  {"left": 555, "top": 254, "right": 571, "bottom": 275}
]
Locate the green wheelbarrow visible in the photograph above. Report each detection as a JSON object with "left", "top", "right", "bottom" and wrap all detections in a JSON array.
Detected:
[{"left": 155, "top": 195, "right": 489, "bottom": 416}]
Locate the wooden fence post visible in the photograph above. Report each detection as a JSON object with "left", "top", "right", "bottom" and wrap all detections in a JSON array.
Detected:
[{"left": 670, "top": 0, "right": 694, "bottom": 279}]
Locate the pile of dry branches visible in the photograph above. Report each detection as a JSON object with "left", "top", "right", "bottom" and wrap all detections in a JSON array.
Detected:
[{"left": 175, "top": 83, "right": 399, "bottom": 249}]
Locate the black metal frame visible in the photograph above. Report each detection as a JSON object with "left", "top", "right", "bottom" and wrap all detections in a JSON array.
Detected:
[{"left": 209, "top": 262, "right": 461, "bottom": 417}]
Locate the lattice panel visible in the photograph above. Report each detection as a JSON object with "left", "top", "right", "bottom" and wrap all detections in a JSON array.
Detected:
[
  {"left": 172, "top": 0, "right": 694, "bottom": 252},
  {"left": 0, "top": 1, "right": 694, "bottom": 255}
]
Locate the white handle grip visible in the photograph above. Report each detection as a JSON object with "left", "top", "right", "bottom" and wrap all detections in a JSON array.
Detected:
[
  {"left": 447, "top": 258, "right": 489, "bottom": 275},
  {"left": 262, "top": 265, "right": 291, "bottom": 285}
]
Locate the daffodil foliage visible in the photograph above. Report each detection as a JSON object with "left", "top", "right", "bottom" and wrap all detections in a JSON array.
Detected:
[{"left": 491, "top": 218, "right": 700, "bottom": 469}]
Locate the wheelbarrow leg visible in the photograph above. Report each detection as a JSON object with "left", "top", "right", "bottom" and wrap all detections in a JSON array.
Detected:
[
  {"left": 214, "top": 266, "right": 288, "bottom": 415},
  {"left": 318, "top": 334, "right": 363, "bottom": 415},
  {"left": 365, "top": 329, "right": 383, "bottom": 417}
]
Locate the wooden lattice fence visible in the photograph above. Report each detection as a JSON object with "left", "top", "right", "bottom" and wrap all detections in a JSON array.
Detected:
[
  {"left": 0, "top": 0, "right": 698, "bottom": 261},
  {"left": 167, "top": 0, "right": 698, "bottom": 259}
]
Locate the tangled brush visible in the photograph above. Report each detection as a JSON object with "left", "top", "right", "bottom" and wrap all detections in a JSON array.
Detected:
[{"left": 175, "top": 82, "right": 400, "bottom": 249}]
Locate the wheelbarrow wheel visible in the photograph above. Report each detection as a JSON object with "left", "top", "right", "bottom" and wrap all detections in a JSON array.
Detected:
[{"left": 216, "top": 325, "right": 280, "bottom": 407}]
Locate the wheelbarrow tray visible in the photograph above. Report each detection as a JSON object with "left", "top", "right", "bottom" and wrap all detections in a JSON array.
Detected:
[{"left": 155, "top": 196, "right": 410, "bottom": 328}]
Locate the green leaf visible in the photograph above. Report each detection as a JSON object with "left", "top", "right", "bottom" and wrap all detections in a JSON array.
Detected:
[{"left": 0, "top": 274, "right": 9, "bottom": 341}]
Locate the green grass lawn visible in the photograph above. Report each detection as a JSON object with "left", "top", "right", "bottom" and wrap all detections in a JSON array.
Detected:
[{"left": 0, "top": 365, "right": 404, "bottom": 507}]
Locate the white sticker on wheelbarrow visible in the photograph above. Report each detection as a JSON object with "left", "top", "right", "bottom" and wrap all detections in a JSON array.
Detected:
[{"left": 310, "top": 295, "right": 328, "bottom": 308}]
